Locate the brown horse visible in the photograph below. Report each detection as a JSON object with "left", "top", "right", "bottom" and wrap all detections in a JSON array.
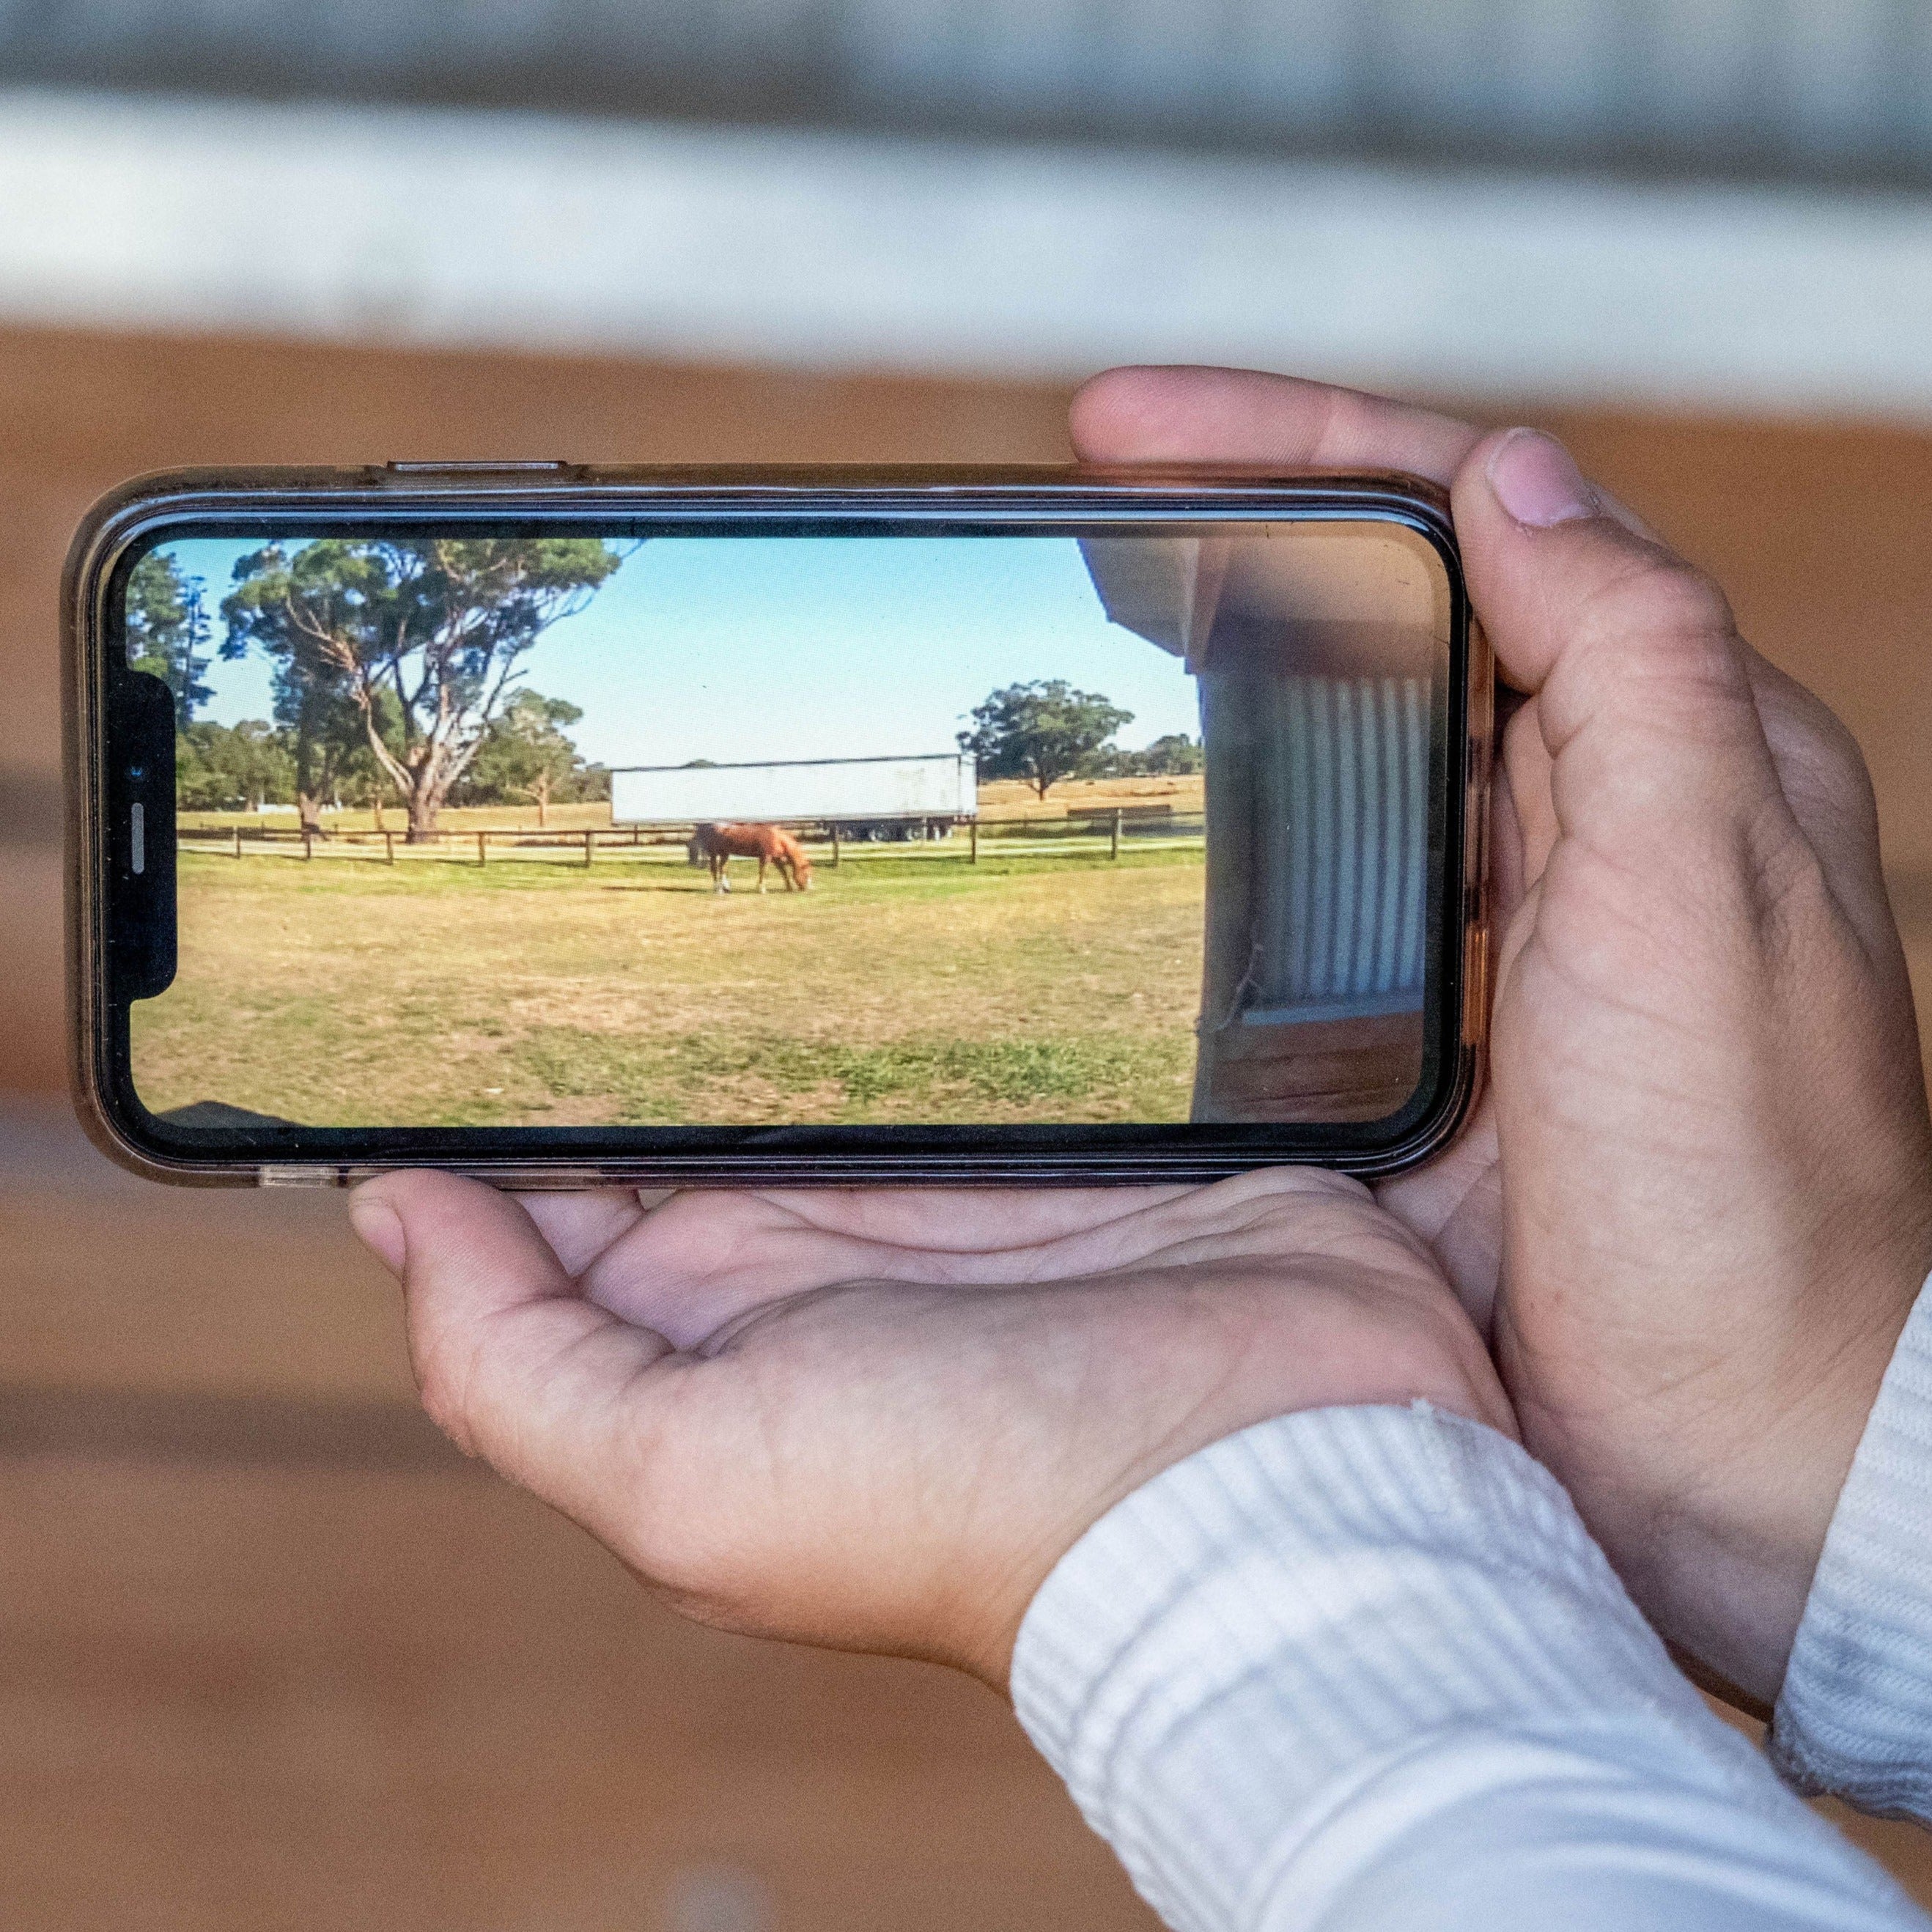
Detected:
[{"left": 687, "top": 822, "right": 814, "bottom": 894}]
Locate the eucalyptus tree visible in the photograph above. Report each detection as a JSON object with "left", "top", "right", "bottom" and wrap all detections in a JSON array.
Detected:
[{"left": 222, "top": 537, "right": 624, "bottom": 841}]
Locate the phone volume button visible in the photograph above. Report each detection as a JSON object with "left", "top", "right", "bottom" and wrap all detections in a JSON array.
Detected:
[{"left": 384, "top": 460, "right": 572, "bottom": 474}]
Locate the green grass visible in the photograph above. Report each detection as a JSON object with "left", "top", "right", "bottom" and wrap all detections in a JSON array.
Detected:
[
  {"left": 131, "top": 844, "right": 1206, "bottom": 1127},
  {"left": 513, "top": 1028, "right": 1190, "bottom": 1126}
]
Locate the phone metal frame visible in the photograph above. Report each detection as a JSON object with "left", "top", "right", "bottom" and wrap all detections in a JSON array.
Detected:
[{"left": 67, "top": 463, "right": 1492, "bottom": 1188}]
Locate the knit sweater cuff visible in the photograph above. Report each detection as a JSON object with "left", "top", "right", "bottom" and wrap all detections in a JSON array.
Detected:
[
  {"left": 1772, "top": 1278, "right": 1932, "bottom": 1819},
  {"left": 1010, "top": 1403, "right": 1780, "bottom": 1932}
]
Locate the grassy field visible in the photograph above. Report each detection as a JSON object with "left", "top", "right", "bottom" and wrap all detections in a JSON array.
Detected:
[{"left": 132, "top": 844, "right": 1206, "bottom": 1128}]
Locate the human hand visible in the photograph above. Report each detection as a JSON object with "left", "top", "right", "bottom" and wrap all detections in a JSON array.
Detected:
[
  {"left": 1072, "top": 366, "right": 1932, "bottom": 1709},
  {"left": 348, "top": 1169, "right": 1510, "bottom": 1686}
]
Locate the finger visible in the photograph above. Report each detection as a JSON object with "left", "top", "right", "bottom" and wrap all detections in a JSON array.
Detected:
[
  {"left": 1374, "top": 1099, "right": 1501, "bottom": 1330},
  {"left": 1069, "top": 366, "right": 1483, "bottom": 487},
  {"left": 574, "top": 1187, "right": 1167, "bottom": 1349},
  {"left": 517, "top": 1187, "right": 653, "bottom": 1278},
  {"left": 1738, "top": 649, "right": 1900, "bottom": 963},
  {"left": 575, "top": 1171, "right": 1344, "bottom": 1347},
  {"left": 1492, "top": 728, "right": 1532, "bottom": 931},
  {"left": 747, "top": 1183, "right": 1195, "bottom": 1252},
  {"left": 1454, "top": 428, "right": 1796, "bottom": 863},
  {"left": 1372, "top": 761, "right": 1524, "bottom": 1325},
  {"left": 352, "top": 1172, "right": 676, "bottom": 1529},
  {"left": 1501, "top": 696, "right": 1557, "bottom": 885},
  {"left": 754, "top": 1173, "right": 1347, "bottom": 1282}
]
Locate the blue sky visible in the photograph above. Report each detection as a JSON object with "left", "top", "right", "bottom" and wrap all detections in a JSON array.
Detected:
[{"left": 159, "top": 535, "right": 1201, "bottom": 766}]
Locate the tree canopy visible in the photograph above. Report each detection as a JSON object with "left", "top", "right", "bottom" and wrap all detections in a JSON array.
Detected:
[
  {"left": 174, "top": 720, "right": 295, "bottom": 812},
  {"left": 126, "top": 550, "right": 213, "bottom": 728},
  {"left": 221, "top": 537, "right": 626, "bottom": 838},
  {"left": 1108, "top": 731, "right": 1203, "bottom": 778},
  {"left": 453, "top": 690, "right": 601, "bottom": 822},
  {"left": 959, "top": 680, "right": 1133, "bottom": 797}
]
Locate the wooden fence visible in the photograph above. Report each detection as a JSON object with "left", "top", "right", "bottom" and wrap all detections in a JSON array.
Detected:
[{"left": 174, "top": 808, "right": 1204, "bottom": 869}]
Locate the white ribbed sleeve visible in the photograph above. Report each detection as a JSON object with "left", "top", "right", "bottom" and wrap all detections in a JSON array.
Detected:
[
  {"left": 1011, "top": 1404, "right": 1921, "bottom": 1932},
  {"left": 1774, "top": 1279, "right": 1932, "bottom": 1818}
]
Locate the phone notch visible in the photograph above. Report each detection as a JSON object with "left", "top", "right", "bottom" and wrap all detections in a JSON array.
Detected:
[{"left": 106, "top": 668, "right": 177, "bottom": 1001}]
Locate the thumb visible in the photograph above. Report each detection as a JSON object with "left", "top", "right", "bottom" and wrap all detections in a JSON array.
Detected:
[
  {"left": 1455, "top": 428, "right": 1794, "bottom": 864},
  {"left": 350, "top": 1171, "right": 676, "bottom": 1530}
]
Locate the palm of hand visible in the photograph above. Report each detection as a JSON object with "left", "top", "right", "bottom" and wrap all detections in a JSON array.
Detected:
[{"left": 393, "top": 1168, "right": 1507, "bottom": 1684}]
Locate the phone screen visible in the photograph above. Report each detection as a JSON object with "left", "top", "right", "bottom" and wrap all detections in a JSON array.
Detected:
[{"left": 112, "top": 517, "right": 1455, "bottom": 1142}]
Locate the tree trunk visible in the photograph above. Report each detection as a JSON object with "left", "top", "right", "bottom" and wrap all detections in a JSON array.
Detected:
[
  {"left": 297, "top": 791, "right": 328, "bottom": 838},
  {"left": 406, "top": 788, "right": 440, "bottom": 843},
  {"left": 399, "top": 737, "right": 463, "bottom": 841}
]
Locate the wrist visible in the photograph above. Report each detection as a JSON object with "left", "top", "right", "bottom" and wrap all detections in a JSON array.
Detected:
[
  {"left": 1011, "top": 1401, "right": 1768, "bottom": 1932},
  {"left": 1600, "top": 1277, "right": 1920, "bottom": 1710},
  {"left": 966, "top": 1282, "right": 1516, "bottom": 1689},
  {"left": 1771, "top": 1274, "right": 1932, "bottom": 1811}
]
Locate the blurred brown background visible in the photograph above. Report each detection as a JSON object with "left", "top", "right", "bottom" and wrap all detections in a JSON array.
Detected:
[
  {"left": 7, "top": 6, "right": 1932, "bottom": 1922},
  {"left": 7, "top": 324, "right": 1932, "bottom": 1932}
]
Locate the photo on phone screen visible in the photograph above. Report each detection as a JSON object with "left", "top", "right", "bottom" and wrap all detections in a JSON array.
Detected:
[{"left": 114, "top": 518, "right": 1453, "bottom": 1138}]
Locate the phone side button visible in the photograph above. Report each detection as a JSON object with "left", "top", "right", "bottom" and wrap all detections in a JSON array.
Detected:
[{"left": 384, "top": 460, "right": 572, "bottom": 474}]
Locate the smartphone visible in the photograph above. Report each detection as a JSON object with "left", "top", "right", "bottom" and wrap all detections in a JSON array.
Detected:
[{"left": 66, "top": 462, "right": 1490, "bottom": 1188}]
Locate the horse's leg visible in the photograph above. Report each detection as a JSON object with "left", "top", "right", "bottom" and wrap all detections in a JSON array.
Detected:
[
  {"left": 757, "top": 855, "right": 769, "bottom": 894},
  {"left": 714, "top": 855, "right": 729, "bottom": 894}
]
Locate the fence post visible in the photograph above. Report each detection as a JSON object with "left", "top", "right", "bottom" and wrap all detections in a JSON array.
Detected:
[
  {"left": 584, "top": 829, "right": 595, "bottom": 868},
  {"left": 233, "top": 827, "right": 242, "bottom": 860},
  {"left": 831, "top": 825, "right": 841, "bottom": 869},
  {"left": 385, "top": 831, "right": 395, "bottom": 866},
  {"left": 1110, "top": 808, "right": 1122, "bottom": 860},
  {"left": 969, "top": 819, "right": 978, "bottom": 864},
  {"left": 303, "top": 831, "right": 314, "bottom": 862},
  {"left": 478, "top": 831, "right": 487, "bottom": 867}
]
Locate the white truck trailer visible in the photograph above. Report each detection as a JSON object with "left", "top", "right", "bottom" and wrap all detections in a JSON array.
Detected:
[{"left": 610, "top": 752, "right": 978, "bottom": 841}]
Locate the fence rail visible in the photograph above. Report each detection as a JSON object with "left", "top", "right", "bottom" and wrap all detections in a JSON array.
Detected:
[{"left": 174, "top": 811, "right": 1205, "bottom": 869}]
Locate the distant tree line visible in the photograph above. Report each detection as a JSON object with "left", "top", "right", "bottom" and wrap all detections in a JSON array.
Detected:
[
  {"left": 1104, "top": 733, "right": 1204, "bottom": 778},
  {"left": 960, "top": 680, "right": 1201, "bottom": 797},
  {"left": 171, "top": 698, "right": 612, "bottom": 819}
]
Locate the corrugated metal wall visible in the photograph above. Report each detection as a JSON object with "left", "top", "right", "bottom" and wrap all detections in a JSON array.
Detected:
[
  {"left": 1251, "top": 674, "right": 1429, "bottom": 1020},
  {"left": 1204, "top": 670, "right": 1430, "bottom": 1025},
  {"left": 4, "top": 0, "right": 1930, "bottom": 184}
]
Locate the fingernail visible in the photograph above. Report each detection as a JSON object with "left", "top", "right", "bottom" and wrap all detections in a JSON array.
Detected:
[
  {"left": 349, "top": 1195, "right": 407, "bottom": 1277},
  {"left": 1487, "top": 429, "right": 1599, "bottom": 528}
]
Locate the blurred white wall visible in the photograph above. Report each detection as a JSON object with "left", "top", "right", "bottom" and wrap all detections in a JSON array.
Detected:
[{"left": 2, "top": 89, "right": 1931, "bottom": 419}]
